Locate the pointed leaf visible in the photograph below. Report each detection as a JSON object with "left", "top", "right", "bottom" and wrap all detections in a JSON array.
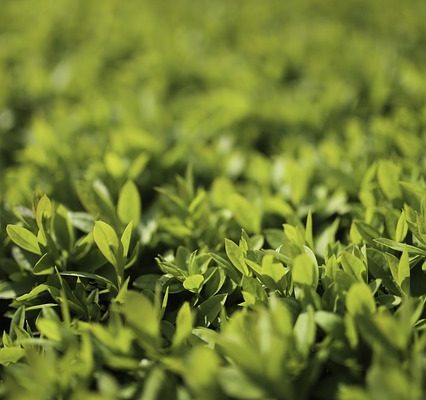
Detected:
[
  {"left": 117, "top": 180, "right": 141, "bottom": 226},
  {"left": 93, "top": 221, "right": 120, "bottom": 267},
  {"left": 6, "top": 225, "right": 41, "bottom": 255}
]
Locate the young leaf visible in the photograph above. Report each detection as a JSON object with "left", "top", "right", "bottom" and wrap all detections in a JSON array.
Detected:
[
  {"left": 6, "top": 225, "right": 41, "bottom": 255},
  {"left": 346, "top": 283, "right": 376, "bottom": 316},
  {"left": 117, "top": 180, "right": 141, "bottom": 227},
  {"left": 172, "top": 302, "right": 193, "bottom": 349},
  {"left": 121, "top": 291, "right": 159, "bottom": 347},
  {"left": 93, "top": 221, "right": 120, "bottom": 267},
  {"left": 36, "top": 318, "right": 61, "bottom": 341},
  {"left": 0, "top": 347, "right": 25, "bottom": 365},
  {"left": 183, "top": 274, "right": 204, "bottom": 293},
  {"left": 120, "top": 221, "right": 133, "bottom": 257},
  {"left": 292, "top": 253, "right": 318, "bottom": 288},
  {"left": 397, "top": 250, "right": 410, "bottom": 295},
  {"left": 225, "top": 239, "right": 249, "bottom": 276},
  {"left": 294, "top": 306, "right": 316, "bottom": 356},
  {"left": 305, "top": 209, "right": 314, "bottom": 249},
  {"left": 33, "top": 253, "right": 55, "bottom": 275},
  {"left": 395, "top": 210, "right": 409, "bottom": 242},
  {"left": 377, "top": 160, "right": 401, "bottom": 200},
  {"left": 229, "top": 193, "right": 261, "bottom": 234},
  {"left": 340, "top": 251, "right": 367, "bottom": 282}
]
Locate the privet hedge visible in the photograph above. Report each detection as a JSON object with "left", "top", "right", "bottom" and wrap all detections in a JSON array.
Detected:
[{"left": 0, "top": 0, "right": 426, "bottom": 399}]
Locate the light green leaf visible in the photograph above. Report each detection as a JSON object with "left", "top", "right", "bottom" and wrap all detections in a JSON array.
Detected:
[
  {"left": 395, "top": 210, "right": 408, "bottom": 242},
  {"left": 305, "top": 209, "right": 314, "bottom": 249},
  {"left": 292, "top": 253, "right": 318, "bottom": 288},
  {"left": 60, "top": 271, "right": 115, "bottom": 288},
  {"left": 340, "top": 251, "right": 367, "bottom": 282},
  {"left": 117, "top": 180, "right": 141, "bottom": 226},
  {"left": 294, "top": 306, "right": 316, "bottom": 356},
  {"left": 183, "top": 274, "right": 204, "bottom": 293},
  {"left": 218, "top": 367, "right": 267, "bottom": 400},
  {"left": 6, "top": 225, "right": 41, "bottom": 255},
  {"left": 15, "top": 284, "right": 51, "bottom": 302},
  {"left": 33, "top": 253, "right": 55, "bottom": 275},
  {"left": 0, "top": 347, "right": 25, "bottom": 365},
  {"left": 375, "top": 238, "right": 426, "bottom": 256},
  {"left": 261, "top": 255, "right": 286, "bottom": 283},
  {"left": 122, "top": 291, "right": 159, "bottom": 347},
  {"left": 397, "top": 250, "right": 410, "bottom": 295},
  {"left": 346, "top": 283, "right": 376, "bottom": 316},
  {"left": 225, "top": 239, "right": 249, "bottom": 276},
  {"left": 36, "top": 318, "right": 61, "bottom": 341},
  {"left": 173, "top": 302, "right": 193, "bottom": 348},
  {"left": 120, "top": 221, "right": 133, "bottom": 257},
  {"left": 93, "top": 221, "right": 120, "bottom": 267},
  {"left": 35, "top": 195, "right": 52, "bottom": 245},
  {"left": 229, "top": 193, "right": 261, "bottom": 234},
  {"left": 377, "top": 160, "right": 401, "bottom": 200}
]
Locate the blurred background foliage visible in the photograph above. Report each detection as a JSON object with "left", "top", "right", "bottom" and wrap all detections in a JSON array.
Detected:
[{"left": 1, "top": 0, "right": 426, "bottom": 208}]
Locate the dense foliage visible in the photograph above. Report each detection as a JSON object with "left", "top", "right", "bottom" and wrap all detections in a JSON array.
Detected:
[{"left": 1, "top": 0, "right": 426, "bottom": 399}]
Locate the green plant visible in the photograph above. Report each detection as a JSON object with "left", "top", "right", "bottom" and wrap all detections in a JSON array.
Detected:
[{"left": 0, "top": 0, "right": 426, "bottom": 399}]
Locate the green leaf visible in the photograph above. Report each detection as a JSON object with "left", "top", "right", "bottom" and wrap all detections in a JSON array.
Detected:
[
  {"left": 15, "top": 284, "right": 51, "bottom": 302},
  {"left": 185, "top": 346, "right": 220, "bottom": 396},
  {"left": 120, "top": 221, "right": 133, "bottom": 257},
  {"left": 117, "top": 180, "right": 141, "bottom": 226},
  {"left": 229, "top": 193, "right": 261, "bottom": 234},
  {"left": 36, "top": 318, "right": 61, "bottom": 341},
  {"left": 292, "top": 253, "right": 318, "bottom": 288},
  {"left": 261, "top": 255, "right": 286, "bottom": 283},
  {"left": 93, "top": 221, "right": 120, "bottom": 267},
  {"left": 305, "top": 209, "right": 314, "bottom": 249},
  {"left": 121, "top": 291, "right": 159, "bottom": 347},
  {"left": 340, "top": 251, "right": 367, "bottom": 282},
  {"left": 33, "top": 253, "right": 55, "bottom": 275},
  {"left": 315, "top": 311, "right": 345, "bottom": 338},
  {"left": 397, "top": 250, "right": 410, "bottom": 295},
  {"left": 218, "top": 367, "right": 267, "bottom": 400},
  {"left": 60, "top": 271, "right": 116, "bottom": 289},
  {"left": 172, "top": 302, "right": 193, "bottom": 349},
  {"left": 374, "top": 238, "right": 426, "bottom": 256},
  {"left": 35, "top": 195, "right": 52, "bottom": 245},
  {"left": 346, "top": 283, "right": 376, "bottom": 316},
  {"left": 294, "top": 306, "right": 316, "bottom": 356},
  {"left": 6, "top": 225, "right": 41, "bottom": 255},
  {"left": 183, "top": 274, "right": 204, "bottom": 293},
  {"left": 197, "top": 294, "right": 227, "bottom": 327},
  {"left": 225, "top": 238, "right": 249, "bottom": 276},
  {"left": 395, "top": 210, "right": 408, "bottom": 242},
  {"left": 377, "top": 160, "right": 401, "bottom": 200},
  {"left": 53, "top": 204, "right": 75, "bottom": 251},
  {"left": 0, "top": 347, "right": 25, "bottom": 365}
]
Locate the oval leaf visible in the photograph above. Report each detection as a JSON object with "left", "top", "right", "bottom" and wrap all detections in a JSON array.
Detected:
[
  {"left": 117, "top": 180, "right": 141, "bottom": 227},
  {"left": 93, "top": 221, "right": 120, "bottom": 266},
  {"left": 6, "top": 225, "right": 41, "bottom": 255}
]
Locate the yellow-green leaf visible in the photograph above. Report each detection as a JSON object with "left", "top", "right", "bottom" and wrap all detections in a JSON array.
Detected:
[
  {"left": 346, "top": 283, "right": 376, "bottom": 316},
  {"left": 93, "top": 221, "right": 120, "bottom": 266},
  {"left": 117, "top": 180, "right": 141, "bottom": 226},
  {"left": 0, "top": 347, "right": 25, "bottom": 365},
  {"left": 397, "top": 250, "right": 410, "bottom": 295},
  {"left": 377, "top": 160, "right": 401, "bottom": 200},
  {"left": 292, "top": 253, "right": 318, "bottom": 288},
  {"left": 6, "top": 225, "right": 41, "bottom": 255},
  {"left": 395, "top": 210, "right": 408, "bottom": 242},
  {"left": 173, "top": 302, "right": 193, "bottom": 348},
  {"left": 225, "top": 239, "right": 249, "bottom": 276},
  {"left": 183, "top": 274, "right": 204, "bottom": 293}
]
